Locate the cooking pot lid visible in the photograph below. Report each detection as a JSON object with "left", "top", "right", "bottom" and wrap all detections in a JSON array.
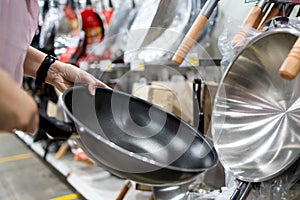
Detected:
[{"left": 212, "top": 28, "right": 300, "bottom": 182}]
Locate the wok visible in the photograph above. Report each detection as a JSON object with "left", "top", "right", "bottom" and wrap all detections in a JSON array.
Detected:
[
  {"left": 212, "top": 28, "right": 300, "bottom": 198},
  {"left": 37, "top": 86, "right": 217, "bottom": 199},
  {"left": 60, "top": 86, "right": 217, "bottom": 184}
]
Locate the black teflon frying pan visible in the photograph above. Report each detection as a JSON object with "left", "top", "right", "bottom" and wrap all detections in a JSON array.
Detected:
[
  {"left": 41, "top": 86, "right": 217, "bottom": 199},
  {"left": 59, "top": 86, "right": 217, "bottom": 185}
]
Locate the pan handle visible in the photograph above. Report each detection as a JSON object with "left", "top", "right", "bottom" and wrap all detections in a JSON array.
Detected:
[
  {"left": 232, "top": 0, "right": 269, "bottom": 46},
  {"left": 258, "top": 3, "right": 283, "bottom": 32},
  {"left": 38, "top": 110, "right": 75, "bottom": 140},
  {"left": 116, "top": 180, "right": 132, "bottom": 200},
  {"left": 279, "top": 37, "right": 300, "bottom": 80},
  {"left": 171, "top": 0, "right": 219, "bottom": 65},
  {"left": 230, "top": 180, "right": 252, "bottom": 200}
]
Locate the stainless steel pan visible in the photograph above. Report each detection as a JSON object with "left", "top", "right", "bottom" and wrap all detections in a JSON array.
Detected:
[
  {"left": 128, "top": 0, "right": 179, "bottom": 49},
  {"left": 212, "top": 28, "right": 300, "bottom": 198}
]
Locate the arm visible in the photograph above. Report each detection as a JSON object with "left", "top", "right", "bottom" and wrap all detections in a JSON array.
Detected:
[
  {"left": 24, "top": 47, "right": 109, "bottom": 93},
  {"left": 0, "top": 68, "right": 38, "bottom": 133}
]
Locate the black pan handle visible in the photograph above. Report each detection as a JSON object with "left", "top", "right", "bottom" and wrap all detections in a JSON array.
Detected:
[
  {"left": 86, "top": 0, "right": 92, "bottom": 6},
  {"left": 193, "top": 78, "right": 204, "bottom": 134},
  {"left": 230, "top": 180, "right": 252, "bottom": 200},
  {"left": 39, "top": 111, "right": 75, "bottom": 140},
  {"left": 108, "top": 0, "right": 113, "bottom": 9}
]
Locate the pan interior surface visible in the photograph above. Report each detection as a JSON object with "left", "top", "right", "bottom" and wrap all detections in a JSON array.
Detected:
[
  {"left": 212, "top": 29, "right": 300, "bottom": 182},
  {"left": 63, "top": 86, "right": 217, "bottom": 173}
]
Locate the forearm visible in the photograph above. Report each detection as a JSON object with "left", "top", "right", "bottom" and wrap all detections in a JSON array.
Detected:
[
  {"left": 0, "top": 68, "right": 38, "bottom": 133},
  {"left": 23, "top": 46, "right": 47, "bottom": 78},
  {"left": 23, "top": 46, "right": 68, "bottom": 85}
]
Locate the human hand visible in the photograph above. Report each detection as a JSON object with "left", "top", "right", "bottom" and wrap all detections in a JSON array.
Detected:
[
  {"left": 0, "top": 69, "right": 39, "bottom": 133},
  {"left": 46, "top": 61, "right": 109, "bottom": 94}
]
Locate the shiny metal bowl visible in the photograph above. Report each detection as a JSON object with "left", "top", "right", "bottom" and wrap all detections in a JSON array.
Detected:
[{"left": 212, "top": 28, "right": 300, "bottom": 182}]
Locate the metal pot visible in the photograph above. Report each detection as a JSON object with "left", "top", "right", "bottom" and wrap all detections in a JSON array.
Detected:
[{"left": 212, "top": 28, "right": 300, "bottom": 198}]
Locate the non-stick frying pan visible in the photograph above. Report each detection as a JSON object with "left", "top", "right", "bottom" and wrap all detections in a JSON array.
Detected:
[
  {"left": 60, "top": 86, "right": 216, "bottom": 183},
  {"left": 45, "top": 86, "right": 217, "bottom": 199},
  {"left": 212, "top": 28, "right": 300, "bottom": 198}
]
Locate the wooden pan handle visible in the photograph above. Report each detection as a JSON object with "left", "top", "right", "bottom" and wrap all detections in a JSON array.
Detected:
[
  {"left": 258, "top": 5, "right": 282, "bottom": 32},
  {"left": 232, "top": 5, "right": 265, "bottom": 46},
  {"left": 244, "top": 5, "right": 266, "bottom": 29},
  {"left": 116, "top": 181, "right": 132, "bottom": 200},
  {"left": 172, "top": 14, "right": 208, "bottom": 65},
  {"left": 279, "top": 37, "right": 300, "bottom": 80}
]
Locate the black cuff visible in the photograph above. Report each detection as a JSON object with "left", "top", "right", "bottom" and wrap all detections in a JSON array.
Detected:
[{"left": 35, "top": 55, "right": 57, "bottom": 89}]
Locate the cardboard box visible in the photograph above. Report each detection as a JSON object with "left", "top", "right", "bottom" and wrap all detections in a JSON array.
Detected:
[{"left": 132, "top": 81, "right": 193, "bottom": 125}]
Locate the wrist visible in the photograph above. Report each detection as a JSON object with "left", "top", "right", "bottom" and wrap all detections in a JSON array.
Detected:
[
  {"left": 46, "top": 61, "right": 74, "bottom": 86},
  {"left": 35, "top": 55, "right": 57, "bottom": 88}
]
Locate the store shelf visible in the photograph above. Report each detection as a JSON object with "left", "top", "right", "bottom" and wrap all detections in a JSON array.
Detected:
[
  {"left": 15, "top": 131, "right": 70, "bottom": 176},
  {"left": 14, "top": 131, "right": 152, "bottom": 200}
]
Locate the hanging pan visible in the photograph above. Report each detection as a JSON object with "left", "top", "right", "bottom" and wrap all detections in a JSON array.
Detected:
[
  {"left": 212, "top": 28, "right": 300, "bottom": 199},
  {"left": 128, "top": 0, "right": 179, "bottom": 49}
]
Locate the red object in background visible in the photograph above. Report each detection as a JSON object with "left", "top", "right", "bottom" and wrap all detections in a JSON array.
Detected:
[
  {"left": 75, "top": 151, "right": 89, "bottom": 160},
  {"left": 76, "top": 6, "right": 111, "bottom": 66},
  {"left": 59, "top": 47, "right": 77, "bottom": 63},
  {"left": 101, "top": 7, "right": 113, "bottom": 25},
  {"left": 58, "top": 2, "right": 82, "bottom": 64},
  {"left": 63, "top": 5, "right": 80, "bottom": 33},
  {"left": 80, "top": 7, "right": 104, "bottom": 47},
  {"left": 59, "top": 34, "right": 84, "bottom": 65},
  {"left": 74, "top": 151, "right": 95, "bottom": 166}
]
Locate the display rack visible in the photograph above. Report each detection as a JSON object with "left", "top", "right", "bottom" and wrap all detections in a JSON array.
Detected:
[{"left": 14, "top": 131, "right": 152, "bottom": 200}]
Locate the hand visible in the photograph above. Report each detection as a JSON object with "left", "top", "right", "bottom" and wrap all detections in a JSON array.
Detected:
[
  {"left": 23, "top": 47, "right": 109, "bottom": 94},
  {"left": 46, "top": 61, "right": 109, "bottom": 94},
  {"left": 0, "top": 69, "right": 39, "bottom": 133}
]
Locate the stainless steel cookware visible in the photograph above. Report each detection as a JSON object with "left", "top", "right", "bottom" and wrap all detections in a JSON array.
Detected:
[{"left": 212, "top": 28, "right": 300, "bottom": 198}]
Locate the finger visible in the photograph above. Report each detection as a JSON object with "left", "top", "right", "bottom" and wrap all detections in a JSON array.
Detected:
[
  {"left": 88, "top": 84, "right": 96, "bottom": 95},
  {"left": 95, "top": 80, "right": 110, "bottom": 89},
  {"left": 56, "top": 83, "right": 70, "bottom": 93}
]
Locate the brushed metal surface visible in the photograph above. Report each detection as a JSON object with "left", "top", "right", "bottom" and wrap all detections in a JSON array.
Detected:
[
  {"left": 129, "top": 0, "right": 180, "bottom": 48},
  {"left": 212, "top": 28, "right": 300, "bottom": 182}
]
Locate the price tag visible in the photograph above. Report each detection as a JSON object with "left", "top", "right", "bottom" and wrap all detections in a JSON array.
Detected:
[
  {"left": 130, "top": 60, "right": 145, "bottom": 71},
  {"left": 188, "top": 53, "right": 199, "bottom": 67},
  {"left": 100, "top": 60, "right": 112, "bottom": 72}
]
